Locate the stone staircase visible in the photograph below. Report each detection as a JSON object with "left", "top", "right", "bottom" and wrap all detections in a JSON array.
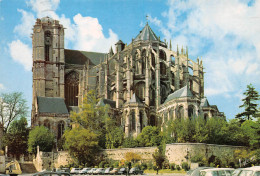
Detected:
[{"left": 20, "top": 162, "right": 37, "bottom": 174}]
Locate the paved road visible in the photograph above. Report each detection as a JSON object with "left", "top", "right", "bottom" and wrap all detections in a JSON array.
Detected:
[{"left": 20, "top": 174, "right": 186, "bottom": 176}]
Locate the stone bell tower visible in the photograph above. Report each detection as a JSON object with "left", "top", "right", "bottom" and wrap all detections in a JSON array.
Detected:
[
  {"left": 32, "top": 16, "right": 65, "bottom": 99},
  {"left": 31, "top": 17, "right": 66, "bottom": 126}
]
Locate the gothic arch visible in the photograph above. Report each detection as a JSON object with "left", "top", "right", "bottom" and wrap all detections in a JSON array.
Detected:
[
  {"left": 149, "top": 115, "right": 156, "bottom": 127},
  {"left": 160, "top": 62, "right": 167, "bottom": 75},
  {"left": 43, "top": 119, "right": 51, "bottom": 130},
  {"left": 44, "top": 30, "right": 52, "bottom": 61},
  {"left": 151, "top": 53, "right": 156, "bottom": 67},
  {"left": 159, "top": 50, "right": 166, "bottom": 61},
  {"left": 160, "top": 82, "right": 167, "bottom": 104},
  {"left": 176, "top": 105, "right": 184, "bottom": 118},
  {"left": 65, "top": 71, "right": 79, "bottom": 106},
  {"left": 171, "top": 55, "right": 175, "bottom": 65},
  {"left": 135, "top": 81, "right": 145, "bottom": 101},
  {"left": 141, "top": 49, "right": 146, "bottom": 74},
  {"left": 188, "top": 105, "right": 195, "bottom": 119},
  {"left": 57, "top": 120, "right": 65, "bottom": 140}
]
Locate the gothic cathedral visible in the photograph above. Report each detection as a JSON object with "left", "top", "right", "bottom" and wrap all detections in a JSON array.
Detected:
[{"left": 31, "top": 17, "right": 224, "bottom": 140}]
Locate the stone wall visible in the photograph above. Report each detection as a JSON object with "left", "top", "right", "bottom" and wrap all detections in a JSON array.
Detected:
[{"left": 34, "top": 143, "right": 246, "bottom": 170}]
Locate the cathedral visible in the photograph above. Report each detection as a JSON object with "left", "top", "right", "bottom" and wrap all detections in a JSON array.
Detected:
[{"left": 31, "top": 17, "right": 224, "bottom": 140}]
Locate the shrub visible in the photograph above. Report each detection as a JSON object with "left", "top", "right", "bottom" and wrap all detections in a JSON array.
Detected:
[
  {"left": 147, "top": 162, "right": 153, "bottom": 170},
  {"left": 181, "top": 162, "right": 190, "bottom": 171},
  {"left": 209, "top": 162, "right": 215, "bottom": 167},
  {"left": 170, "top": 163, "right": 176, "bottom": 170},
  {"left": 163, "top": 159, "right": 170, "bottom": 169},
  {"left": 99, "top": 161, "right": 107, "bottom": 168},
  {"left": 176, "top": 165, "right": 181, "bottom": 171},
  {"left": 140, "top": 163, "right": 148, "bottom": 170},
  {"left": 113, "top": 161, "right": 119, "bottom": 168}
]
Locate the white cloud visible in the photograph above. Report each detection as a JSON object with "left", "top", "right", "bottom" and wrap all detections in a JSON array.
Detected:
[
  {"left": 14, "top": 9, "right": 35, "bottom": 39},
  {"left": 0, "top": 84, "right": 4, "bottom": 90},
  {"left": 26, "top": 0, "right": 60, "bottom": 18},
  {"left": 73, "top": 14, "right": 118, "bottom": 52},
  {"left": 9, "top": 40, "right": 32, "bottom": 71},
  {"left": 155, "top": 0, "right": 260, "bottom": 97}
]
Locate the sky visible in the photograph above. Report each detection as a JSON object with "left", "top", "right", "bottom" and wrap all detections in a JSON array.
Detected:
[{"left": 0, "top": 0, "right": 260, "bottom": 124}]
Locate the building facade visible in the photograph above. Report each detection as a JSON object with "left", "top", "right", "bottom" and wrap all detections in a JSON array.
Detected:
[{"left": 31, "top": 17, "right": 224, "bottom": 139}]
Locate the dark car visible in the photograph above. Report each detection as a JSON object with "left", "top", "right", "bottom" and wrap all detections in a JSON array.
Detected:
[
  {"left": 33, "top": 171, "right": 71, "bottom": 176},
  {"left": 118, "top": 168, "right": 127, "bottom": 175},
  {"left": 129, "top": 167, "right": 143, "bottom": 175}
]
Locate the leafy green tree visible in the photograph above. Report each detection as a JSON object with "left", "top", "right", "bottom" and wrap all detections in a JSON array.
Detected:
[
  {"left": 236, "top": 84, "right": 260, "bottom": 121},
  {"left": 205, "top": 118, "right": 227, "bottom": 144},
  {"left": 122, "top": 137, "right": 138, "bottom": 148},
  {"left": 2, "top": 117, "right": 29, "bottom": 158},
  {"left": 193, "top": 116, "right": 209, "bottom": 143},
  {"left": 64, "top": 127, "right": 100, "bottom": 166},
  {"left": 105, "top": 117, "right": 124, "bottom": 149},
  {"left": 152, "top": 141, "right": 166, "bottom": 174},
  {"left": 136, "top": 126, "right": 163, "bottom": 147},
  {"left": 0, "top": 92, "right": 28, "bottom": 133},
  {"left": 28, "top": 126, "right": 55, "bottom": 154}
]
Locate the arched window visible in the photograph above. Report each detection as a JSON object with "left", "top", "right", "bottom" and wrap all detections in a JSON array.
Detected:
[
  {"left": 171, "top": 55, "right": 175, "bottom": 65},
  {"left": 149, "top": 115, "right": 156, "bottom": 126},
  {"left": 44, "top": 31, "right": 51, "bottom": 61},
  {"left": 169, "top": 109, "right": 173, "bottom": 120},
  {"left": 188, "top": 105, "right": 195, "bottom": 119},
  {"left": 150, "top": 87, "right": 155, "bottom": 106},
  {"left": 135, "top": 82, "right": 145, "bottom": 101},
  {"left": 151, "top": 53, "right": 155, "bottom": 67},
  {"left": 164, "top": 112, "right": 168, "bottom": 123},
  {"left": 160, "top": 62, "right": 166, "bottom": 75},
  {"left": 160, "top": 82, "right": 167, "bottom": 104},
  {"left": 65, "top": 71, "right": 79, "bottom": 106},
  {"left": 131, "top": 111, "right": 136, "bottom": 132},
  {"left": 204, "top": 113, "right": 209, "bottom": 121},
  {"left": 57, "top": 121, "right": 65, "bottom": 140},
  {"left": 177, "top": 106, "right": 184, "bottom": 118},
  {"left": 140, "top": 111, "right": 143, "bottom": 131},
  {"left": 159, "top": 50, "right": 166, "bottom": 61},
  {"left": 141, "top": 50, "right": 146, "bottom": 74},
  {"left": 43, "top": 119, "right": 50, "bottom": 130}
]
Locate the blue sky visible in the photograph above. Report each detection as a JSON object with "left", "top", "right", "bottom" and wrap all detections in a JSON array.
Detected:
[{"left": 1, "top": 0, "right": 260, "bottom": 124}]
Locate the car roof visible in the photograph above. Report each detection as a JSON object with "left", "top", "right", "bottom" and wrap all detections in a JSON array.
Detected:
[
  {"left": 33, "top": 171, "right": 70, "bottom": 175},
  {"left": 241, "top": 166, "right": 260, "bottom": 171},
  {"left": 201, "top": 168, "right": 234, "bottom": 172}
]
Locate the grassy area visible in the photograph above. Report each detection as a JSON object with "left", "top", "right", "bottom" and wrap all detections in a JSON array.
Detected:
[{"left": 144, "top": 169, "right": 187, "bottom": 174}]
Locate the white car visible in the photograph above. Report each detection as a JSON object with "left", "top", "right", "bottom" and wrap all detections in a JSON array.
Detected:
[
  {"left": 71, "top": 168, "right": 82, "bottom": 175},
  {"left": 79, "top": 168, "right": 91, "bottom": 175},
  {"left": 237, "top": 166, "right": 260, "bottom": 176},
  {"left": 200, "top": 168, "right": 235, "bottom": 176}
]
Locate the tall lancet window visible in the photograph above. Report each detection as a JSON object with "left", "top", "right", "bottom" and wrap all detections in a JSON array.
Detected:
[
  {"left": 45, "top": 31, "right": 51, "bottom": 61},
  {"left": 65, "top": 71, "right": 79, "bottom": 106}
]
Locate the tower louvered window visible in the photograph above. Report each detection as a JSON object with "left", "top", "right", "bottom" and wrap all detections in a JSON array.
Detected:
[
  {"left": 65, "top": 71, "right": 79, "bottom": 106},
  {"left": 44, "top": 31, "right": 51, "bottom": 61}
]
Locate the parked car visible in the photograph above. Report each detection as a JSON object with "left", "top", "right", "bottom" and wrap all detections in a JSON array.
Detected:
[
  {"left": 94, "top": 168, "right": 105, "bottom": 175},
  {"left": 186, "top": 167, "right": 214, "bottom": 176},
  {"left": 232, "top": 168, "right": 244, "bottom": 176},
  {"left": 70, "top": 168, "right": 82, "bottom": 175},
  {"left": 33, "top": 171, "right": 71, "bottom": 176},
  {"left": 110, "top": 168, "right": 119, "bottom": 175},
  {"left": 88, "top": 168, "right": 97, "bottom": 175},
  {"left": 129, "top": 167, "right": 143, "bottom": 175},
  {"left": 118, "top": 168, "right": 127, "bottom": 175},
  {"left": 237, "top": 166, "right": 260, "bottom": 176},
  {"left": 200, "top": 168, "right": 234, "bottom": 176},
  {"left": 79, "top": 168, "right": 91, "bottom": 175},
  {"left": 104, "top": 168, "right": 112, "bottom": 175}
]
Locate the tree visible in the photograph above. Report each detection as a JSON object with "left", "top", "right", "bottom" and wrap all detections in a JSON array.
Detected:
[
  {"left": 64, "top": 127, "right": 100, "bottom": 166},
  {"left": 236, "top": 84, "right": 260, "bottom": 121},
  {"left": 2, "top": 117, "right": 29, "bottom": 158},
  {"left": 0, "top": 92, "right": 28, "bottom": 133},
  {"left": 28, "top": 126, "right": 55, "bottom": 154},
  {"left": 125, "top": 152, "right": 141, "bottom": 163},
  {"left": 136, "top": 126, "right": 163, "bottom": 147},
  {"left": 152, "top": 141, "right": 166, "bottom": 174},
  {"left": 64, "top": 90, "right": 112, "bottom": 164}
]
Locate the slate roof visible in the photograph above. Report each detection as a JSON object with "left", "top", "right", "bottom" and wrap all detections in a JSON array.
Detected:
[
  {"left": 129, "top": 93, "right": 143, "bottom": 104},
  {"left": 134, "top": 23, "right": 159, "bottom": 42},
  {"left": 200, "top": 98, "right": 210, "bottom": 107},
  {"left": 65, "top": 49, "right": 106, "bottom": 66},
  {"left": 37, "top": 96, "right": 69, "bottom": 114},
  {"left": 97, "top": 98, "right": 116, "bottom": 108},
  {"left": 164, "top": 85, "right": 194, "bottom": 104}
]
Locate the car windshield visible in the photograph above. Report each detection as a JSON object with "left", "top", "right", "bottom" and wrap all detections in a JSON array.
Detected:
[
  {"left": 240, "top": 171, "right": 254, "bottom": 176},
  {"left": 254, "top": 171, "right": 260, "bottom": 176}
]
